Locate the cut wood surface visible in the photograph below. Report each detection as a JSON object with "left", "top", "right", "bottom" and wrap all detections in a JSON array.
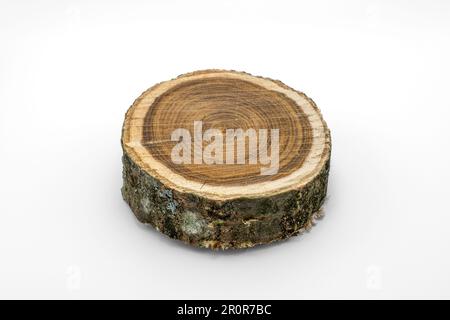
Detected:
[{"left": 122, "top": 70, "right": 331, "bottom": 249}]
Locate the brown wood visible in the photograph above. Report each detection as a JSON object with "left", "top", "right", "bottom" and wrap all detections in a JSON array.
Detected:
[{"left": 121, "top": 70, "right": 331, "bottom": 249}]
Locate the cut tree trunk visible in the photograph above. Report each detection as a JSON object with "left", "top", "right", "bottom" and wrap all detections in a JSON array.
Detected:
[{"left": 121, "top": 70, "right": 331, "bottom": 249}]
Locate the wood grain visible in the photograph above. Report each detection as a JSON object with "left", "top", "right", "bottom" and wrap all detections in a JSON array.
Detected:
[{"left": 121, "top": 70, "right": 331, "bottom": 249}]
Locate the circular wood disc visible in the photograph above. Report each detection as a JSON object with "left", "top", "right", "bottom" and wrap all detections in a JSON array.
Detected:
[{"left": 122, "top": 70, "right": 331, "bottom": 249}]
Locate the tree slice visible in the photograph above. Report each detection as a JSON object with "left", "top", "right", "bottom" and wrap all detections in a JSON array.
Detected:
[{"left": 121, "top": 70, "right": 331, "bottom": 249}]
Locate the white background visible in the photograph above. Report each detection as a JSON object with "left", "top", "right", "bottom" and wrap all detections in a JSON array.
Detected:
[{"left": 1, "top": 0, "right": 449, "bottom": 299}]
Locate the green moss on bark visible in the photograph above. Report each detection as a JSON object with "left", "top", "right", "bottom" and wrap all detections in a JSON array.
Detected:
[{"left": 121, "top": 153, "right": 330, "bottom": 250}]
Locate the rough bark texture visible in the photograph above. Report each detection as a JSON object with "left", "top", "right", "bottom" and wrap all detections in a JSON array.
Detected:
[{"left": 121, "top": 153, "right": 330, "bottom": 250}]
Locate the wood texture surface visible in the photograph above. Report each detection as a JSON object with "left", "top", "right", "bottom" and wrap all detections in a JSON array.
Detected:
[{"left": 122, "top": 70, "right": 331, "bottom": 249}]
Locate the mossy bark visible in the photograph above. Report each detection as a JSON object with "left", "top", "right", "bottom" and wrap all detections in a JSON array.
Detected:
[{"left": 121, "top": 153, "right": 330, "bottom": 250}]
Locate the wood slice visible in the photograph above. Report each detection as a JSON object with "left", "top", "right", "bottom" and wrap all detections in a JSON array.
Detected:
[{"left": 121, "top": 70, "right": 331, "bottom": 249}]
